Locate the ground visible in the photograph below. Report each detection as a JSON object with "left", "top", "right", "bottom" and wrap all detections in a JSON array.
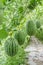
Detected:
[{"left": 25, "top": 36, "right": 43, "bottom": 65}]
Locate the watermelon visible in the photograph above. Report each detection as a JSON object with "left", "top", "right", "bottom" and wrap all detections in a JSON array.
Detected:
[
  {"left": 26, "top": 20, "right": 36, "bottom": 36},
  {"left": 4, "top": 37, "right": 19, "bottom": 56},
  {"left": 14, "top": 30, "right": 25, "bottom": 45}
]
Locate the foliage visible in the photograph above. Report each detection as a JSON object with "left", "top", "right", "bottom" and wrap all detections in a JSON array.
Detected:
[
  {"left": 0, "top": 45, "right": 26, "bottom": 65},
  {"left": 5, "top": 47, "right": 25, "bottom": 65},
  {"left": 36, "top": 28, "right": 43, "bottom": 40},
  {"left": 0, "top": 0, "right": 43, "bottom": 65},
  {"left": 0, "top": 28, "right": 8, "bottom": 40},
  {"left": 21, "top": 35, "right": 30, "bottom": 49},
  {"left": 28, "top": 0, "right": 42, "bottom": 10}
]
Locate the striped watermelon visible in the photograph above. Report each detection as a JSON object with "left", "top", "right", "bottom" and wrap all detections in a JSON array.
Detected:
[
  {"left": 4, "top": 37, "right": 19, "bottom": 56},
  {"left": 14, "top": 30, "right": 26, "bottom": 45}
]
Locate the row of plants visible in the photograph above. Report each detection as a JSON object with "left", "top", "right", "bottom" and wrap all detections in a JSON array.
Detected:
[
  {"left": 0, "top": 0, "right": 43, "bottom": 65},
  {"left": 0, "top": 19, "right": 43, "bottom": 65}
]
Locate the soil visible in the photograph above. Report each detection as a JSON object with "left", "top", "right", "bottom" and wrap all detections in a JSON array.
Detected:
[{"left": 25, "top": 36, "right": 43, "bottom": 65}]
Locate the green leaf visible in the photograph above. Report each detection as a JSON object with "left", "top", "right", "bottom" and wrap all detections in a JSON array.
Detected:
[{"left": 0, "top": 28, "right": 8, "bottom": 39}]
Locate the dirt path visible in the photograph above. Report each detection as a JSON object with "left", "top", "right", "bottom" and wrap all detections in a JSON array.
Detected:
[{"left": 25, "top": 36, "right": 43, "bottom": 65}]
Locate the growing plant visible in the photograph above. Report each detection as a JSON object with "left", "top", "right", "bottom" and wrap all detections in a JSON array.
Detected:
[
  {"left": 0, "top": 0, "right": 43, "bottom": 65},
  {"left": 36, "top": 28, "right": 43, "bottom": 40},
  {"left": 21, "top": 35, "right": 30, "bottom": 49},
  {"left": 28, "top": 0, "right": 41, "bottom": 10},
  {"left": 4, "top": 46, "right": 26, "bottom": 65}
]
